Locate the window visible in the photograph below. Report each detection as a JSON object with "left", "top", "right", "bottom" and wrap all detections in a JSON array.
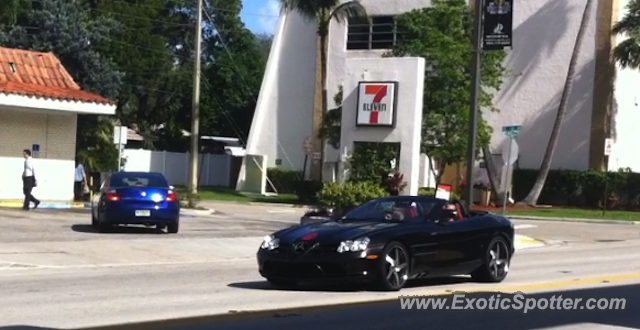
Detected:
[{"left": 346, "top": 15, "right": 398, "bottom": 50}]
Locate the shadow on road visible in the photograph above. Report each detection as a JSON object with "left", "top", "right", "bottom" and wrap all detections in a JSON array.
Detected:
[
  {"left": 227, "top": 276, "right": 471, "bottom": 292},
  {"left": 70, "top": 224, "right": 165, "bottom": 234}
]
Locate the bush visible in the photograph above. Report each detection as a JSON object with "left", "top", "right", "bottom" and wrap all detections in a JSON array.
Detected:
[
  {"left": 317, "top": 181, "right": 387, "bottom": 211},
  {"left": 266, "top": 168, "right": 302, "bottom": 194},
  {"left": 294, "top": 180, "right": 323, "bottom": 203},
  {"left": 178, "top": 191, "right": 200, "bottom": 209},
  {"left": 511, "top": 168, "right": 640, "bottom": 209},
  {"left": 418, "top": 187, "right": 461, "bottom": 201}
]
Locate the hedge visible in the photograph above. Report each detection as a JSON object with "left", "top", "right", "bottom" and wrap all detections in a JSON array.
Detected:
[
  {"left": 265, "top": 168, "right": 302, "bottom": 194},
  {"left": 512, "top": 168, "right": 640, "bottom": 209}
]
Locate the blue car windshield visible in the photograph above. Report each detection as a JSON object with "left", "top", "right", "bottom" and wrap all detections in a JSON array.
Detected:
[
  {"left": 110, "top": 173, "right": 169, "bottom": 188},
  {"left": 339, "top": 199, "right": 438, "bottom": 222}
]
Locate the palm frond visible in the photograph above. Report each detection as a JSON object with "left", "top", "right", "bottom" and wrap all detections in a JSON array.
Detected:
[
  {"left": 329, "top": 1, "right": 368, "bottom": 23},
  {"left": 613, "top": 38, "right": 640, "bottom": 69},
  {"left": 613, "top": 0, "right": 640, "bottom": 34}
]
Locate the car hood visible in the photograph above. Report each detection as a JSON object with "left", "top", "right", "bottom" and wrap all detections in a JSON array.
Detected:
[{"left": 276, "top": 220, "right": 399, "bottom": 244}]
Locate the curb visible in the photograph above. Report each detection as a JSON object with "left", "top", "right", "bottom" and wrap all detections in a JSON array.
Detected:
[
  {"left": 0, "top": 201, "right": 85, "bottom": 209},
  {"left": 180, "top": 208, "right": 216, "bottom": 217},
  {"left": 507, "top": 215, "right": 640, "bottom": 225},
  {"left": 206, "top": 200, "right": 312, "bottom": 208}
]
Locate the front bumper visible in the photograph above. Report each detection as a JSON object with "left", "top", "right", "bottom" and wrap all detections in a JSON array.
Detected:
[{"left": 257, "top": 246, "right": 384, "bottom": 283}]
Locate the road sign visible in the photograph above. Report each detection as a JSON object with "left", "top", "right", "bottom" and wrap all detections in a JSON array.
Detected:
[
  {"left": 501, "top": 139, "right": 519, "bottom": 165},
  {"left": 501, "top": 124, "right": 522, "bottom": 138},
  {"left": 604, "top": 138, "right": 613, "bottom": 156},
  {"left": 113, "top": 126, "right": 128, "bottom": 145},
  {"left": 302, "top": 136, "right": 312, "bottom": 155}
]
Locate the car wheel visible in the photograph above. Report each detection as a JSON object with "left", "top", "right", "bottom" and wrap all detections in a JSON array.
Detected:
[
  {"left": 374, "top": 241, "right": 410, "bottom": 291},
  {"left": 471, "top": 235, "right": 511, "bottom": 283},
  {"left": 167, "top": 221, "right": 179, "bottom": 234},
  {"left": 97, "top": 217, "right": 111, "bottom": 233},
  {"left": 267, "top": 278, "right": 297, "bottom": 288}
]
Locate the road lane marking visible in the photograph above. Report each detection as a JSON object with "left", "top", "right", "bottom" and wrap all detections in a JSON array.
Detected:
[
  {"left": 514, "top": 234, "right": 546, "bottom": 250},
  {"left": 75, "top": 272, "right": 640, "bottom": 330},
  {"left": 514, "top": 224, "right": 537, "bottom": 229}
]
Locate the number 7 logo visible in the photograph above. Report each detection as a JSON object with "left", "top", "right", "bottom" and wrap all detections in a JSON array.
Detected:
[{"left": 364, "top": 85, "right": 388, "bottom": 124}]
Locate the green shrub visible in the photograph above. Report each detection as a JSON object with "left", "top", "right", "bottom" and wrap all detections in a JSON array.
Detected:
[
  {"left": 418, "top": 187, "right": 461, "bottom": 201},
  {"left": 294, "top": 180, "right": 323, "bottom": 203},
  {"left": 266, "top": 168, "right": 302, "bottom": 194},
  {"left": 178, "top": 191, "right": 200, "bottom": 209},
  {"left": 511, "top": 168, "right": 640, "bottom": 209},
  {"left": 318, "top": 181, "right": 387, "bottom": 211}
]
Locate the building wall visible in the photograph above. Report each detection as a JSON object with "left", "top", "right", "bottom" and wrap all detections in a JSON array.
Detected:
[
  {"left": 0, "top": 107, "right": 77, "bottom": 201},
  {"left": 247, "top": 0, "right": 613, "bottom": 175}
]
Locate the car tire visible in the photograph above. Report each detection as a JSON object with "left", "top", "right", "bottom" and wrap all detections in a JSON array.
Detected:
[
  {"left": 167, "top": 221, "right": 179, "bottom": 234},
  {"left": 97, "top": 221, "right": 111, "bottom": 233},
  {"left": 471, "top": 235, "right": 511, "bottom": 283},
  {"left": 267, "top": 278, "right": 297, "bottom": 288},
  {"left": 373, "top": 241, "right": 410, "bottom": 291}
]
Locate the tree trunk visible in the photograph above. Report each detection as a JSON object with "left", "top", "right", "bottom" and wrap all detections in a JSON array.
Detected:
[
  {"left": 519, "top": 0, "right": 594, "bottom": 206},
  {"left": 482, "top": 145, "right": 505, "bottom": 204},
  {"left": 318, "top": 32, "right": 329, "bottom": 182}
]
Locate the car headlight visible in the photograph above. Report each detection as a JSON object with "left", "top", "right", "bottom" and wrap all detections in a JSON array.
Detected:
[
  {"left": 260, "top": 235, "right": 279, "bottom": 250},
  {"left": 337, "top": 237, "right": 370, "bottom": 253}
]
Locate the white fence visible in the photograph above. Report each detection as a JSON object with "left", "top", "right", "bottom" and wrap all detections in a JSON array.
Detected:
[{"left": 123, "top": 149, "right": 232, "bottom": 187}]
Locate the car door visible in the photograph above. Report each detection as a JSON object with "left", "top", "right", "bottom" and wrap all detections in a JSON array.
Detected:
[
  {"left": 433, "top": 218, "right": 486, "bottom": 274},
  {"left": 405, "top": 218, "right": 442, "bottom": 274}
]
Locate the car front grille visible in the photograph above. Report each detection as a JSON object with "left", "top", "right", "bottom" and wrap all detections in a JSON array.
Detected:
[{"left": 263, "top": 260, "right": 348, "bottom": 278}]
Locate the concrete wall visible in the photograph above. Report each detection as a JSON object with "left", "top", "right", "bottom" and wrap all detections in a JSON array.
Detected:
[{"left": 0, "top": 107, "right": 77, "bottom": 200}]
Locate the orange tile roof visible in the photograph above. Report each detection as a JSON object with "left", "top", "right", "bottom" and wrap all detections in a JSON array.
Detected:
[{"left": 0, "top": 47, "right": 114, "bottom": 105}]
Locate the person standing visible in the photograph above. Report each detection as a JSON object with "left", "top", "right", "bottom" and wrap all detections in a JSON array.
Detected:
[
  {"left": 74, "top": 158, "right": 87, "bottom": 201},
  {"left": 22, "top": 149, "right": 40, "bottom": 210}
]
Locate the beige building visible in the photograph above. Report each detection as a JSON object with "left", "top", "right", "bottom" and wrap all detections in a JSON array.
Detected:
[{"left": 0, "top": 47, "right": 115, "bottom": 202}]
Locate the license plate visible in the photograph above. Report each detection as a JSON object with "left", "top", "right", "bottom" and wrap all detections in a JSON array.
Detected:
[{"left": 135, "top": 210, "right": 151, "bottom": 217}]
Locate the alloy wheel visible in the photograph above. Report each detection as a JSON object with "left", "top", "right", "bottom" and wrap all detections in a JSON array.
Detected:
[
  {"left": 384, "top": 246, "right": 409, "bottom": 288},
  {"left": 488, "top": 239, "right": 510, "bottom": 279}
]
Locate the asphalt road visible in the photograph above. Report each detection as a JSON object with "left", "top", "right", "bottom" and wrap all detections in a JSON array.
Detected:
[{"left": 0, "top": 204, "right": 639, "bottom": 329}]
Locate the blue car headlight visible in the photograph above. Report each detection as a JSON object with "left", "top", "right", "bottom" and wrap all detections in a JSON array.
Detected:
[
  {"left": 337, "top": 237, "right": 370, "bottom": 253},
  {"left": 260, "top": 235, "right": 279, "bottom": 250}
]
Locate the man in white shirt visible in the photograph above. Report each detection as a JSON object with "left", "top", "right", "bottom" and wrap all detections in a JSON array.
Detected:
[
  {"left": 22, "top": 149, "right": 41, "bottom": 210},
  {"left": 74, "top": 158, "right": 87, "bottom": 201}
]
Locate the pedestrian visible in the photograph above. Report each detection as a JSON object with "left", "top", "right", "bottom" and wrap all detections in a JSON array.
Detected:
[
  {"left": 22, "top": 149, "right": 40, "bottom": 210},
  {"left": 74, "top": 157, "right": 88, "bottom": 201}
]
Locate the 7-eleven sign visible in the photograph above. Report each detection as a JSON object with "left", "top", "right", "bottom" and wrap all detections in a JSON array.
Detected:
[{"left": 356, "top": 82, "right": 397, "bottom": 126}]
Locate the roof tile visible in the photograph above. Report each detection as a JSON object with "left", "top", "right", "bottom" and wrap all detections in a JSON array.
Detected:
[{"left": 0, "top": 47, "right": 114, "bottom": 105}]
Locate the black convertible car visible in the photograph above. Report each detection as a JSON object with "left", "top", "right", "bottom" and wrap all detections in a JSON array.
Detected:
[{"left": 257, "top": 195, "right": 515, "bottom": 291}]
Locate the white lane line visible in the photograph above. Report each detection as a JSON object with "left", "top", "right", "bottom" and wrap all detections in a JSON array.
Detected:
[{"left": 514, "top": 224, "right": 537, "bottom": 230}]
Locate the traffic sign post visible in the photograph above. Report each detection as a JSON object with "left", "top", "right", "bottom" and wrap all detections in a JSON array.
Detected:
[
  {"left": 501, "top": 124, "right": 521, "bottom": 216},
  {"left": 602, "top": 138, "right": 613, "bottom": 216},
  {"left": 302, "top": 137, "right": 312, "bottom": 180}
]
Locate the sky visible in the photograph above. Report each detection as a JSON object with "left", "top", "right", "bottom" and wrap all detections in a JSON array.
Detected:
[{"left": 240, "top": 0, "right": 280, "bottom": 34}]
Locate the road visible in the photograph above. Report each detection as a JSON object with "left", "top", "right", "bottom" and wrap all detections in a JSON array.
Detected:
[{"left": 0, "top": 204, "right": 639, "bottom": 329}]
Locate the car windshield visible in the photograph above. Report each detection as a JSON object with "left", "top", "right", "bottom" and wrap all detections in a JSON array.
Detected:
[
  {"left": 110, "top": 173, "right": 169, "bottom": 188},
  {"left": 339, "top": 199, "right": 438, "bottom": 222}
]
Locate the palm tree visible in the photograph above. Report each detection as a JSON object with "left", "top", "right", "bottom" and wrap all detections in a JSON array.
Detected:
[
  {"left": 612, "top": 0, "right": 640, "bottom": 69},
  {"left": 278, "top": 0, "right": 368, "bottom": 181},
  {"left": 518, "top": 0, "right": 594, "bottom": 205}
]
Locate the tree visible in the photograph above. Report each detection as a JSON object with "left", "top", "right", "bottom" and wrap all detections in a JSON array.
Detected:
[
  {"left": 387, "top": 0, "right": 506, "bottom": 186},
  {"left": 278, "top": 0, "right": 368, "bottom": 181},
  {"left": 202, "top": 0, "right": 265, "bottom": 139},
  {"left": 518, "top": 0, "right": 595, "bottom": 205},
  {"left": 0, "top": 0, "right": 124, "bottom": 171},
  {"left": 0, "top": 0, "right": 29, "bottom": 25},
  {"left": 612, "top": 0, "right": 640, "bottom": 68},
  {"left": 254, "top": 32, "right": 273, "bottom": 63}
]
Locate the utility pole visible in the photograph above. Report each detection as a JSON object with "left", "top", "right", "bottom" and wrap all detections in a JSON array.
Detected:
[
  {"left": 464, "top": 0, "right": 484, "bottom": 209},
  {"left": 188, "top": 0, "right": 203, "bottom": 194}
]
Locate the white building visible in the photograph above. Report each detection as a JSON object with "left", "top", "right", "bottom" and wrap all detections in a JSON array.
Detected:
[{"left": 243, "top": 0, "right": 637, "bottom": 185}]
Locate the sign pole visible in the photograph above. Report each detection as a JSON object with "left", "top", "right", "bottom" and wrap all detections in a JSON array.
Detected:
[
  {"left": 117, "top": 126, "right": 123, "bottom": 171},
  {"left": 502, "top": 136, "right": 513, "bottom": 216},
  {"left": 464, "top": 0, "right": 484, "bottom": 210},
  {"left": 602, "top": 138, "right": 612, "bottom": 216}
]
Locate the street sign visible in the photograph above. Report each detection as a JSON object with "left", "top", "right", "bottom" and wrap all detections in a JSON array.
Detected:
[
  {"left": 501, "top": 139, "right": 519, "bottom": 165},
  {"left": 113, "top": 126, "right": 128, "bottom": 145},
  {"left": 501, "top": 124, "right": 522, "bottom": 138},
  {"left": 604, "top": 138, "right": 613, "bottom": 156},
  {"left": 303, "top": 136, "right": 312, "bottom": 155}
]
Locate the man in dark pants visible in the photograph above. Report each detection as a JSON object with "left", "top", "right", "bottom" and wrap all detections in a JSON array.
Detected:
[{"left": 22, "top": 149, "right": 41, "bottom": 210}]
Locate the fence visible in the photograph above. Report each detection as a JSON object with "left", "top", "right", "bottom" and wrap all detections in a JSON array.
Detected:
[{"left": 122, "top": 149, "right": 233, "bottom": 187}]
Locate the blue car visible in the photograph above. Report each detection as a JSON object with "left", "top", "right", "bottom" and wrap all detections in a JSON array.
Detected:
[{"left": 91, "top": 171, "right": 180, "bottom": 233}]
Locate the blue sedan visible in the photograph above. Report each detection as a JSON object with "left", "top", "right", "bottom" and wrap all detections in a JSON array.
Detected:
[{"left": 91, "top": 172, "right": 180, "bottom": 233}]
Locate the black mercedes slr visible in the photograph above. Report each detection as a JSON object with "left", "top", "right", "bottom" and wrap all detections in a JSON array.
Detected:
[{"left": 257, "top": 195, "right": 515, "bottom": 291}]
